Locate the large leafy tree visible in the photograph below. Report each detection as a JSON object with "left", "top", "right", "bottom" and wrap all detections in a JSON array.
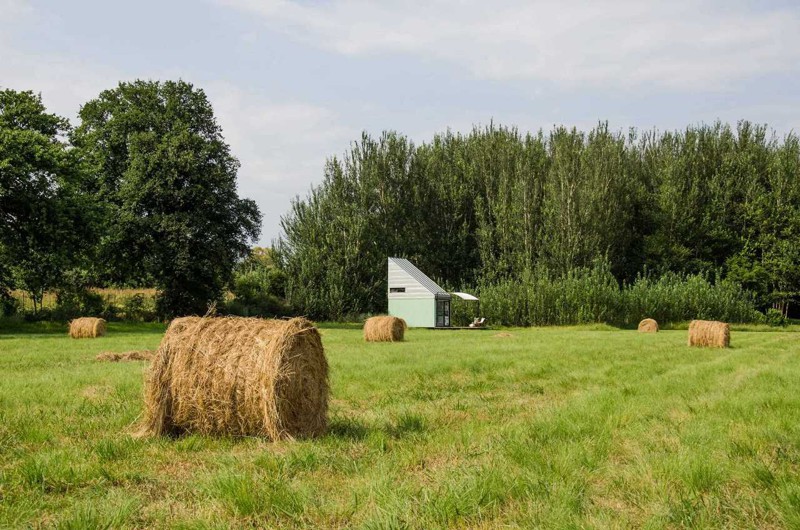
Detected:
[
  {"left": 73, "top": 80, "right": 261, "bottom": 317},
  {"left": 0, "top": 89, "right": 91, "bottom": 313}
]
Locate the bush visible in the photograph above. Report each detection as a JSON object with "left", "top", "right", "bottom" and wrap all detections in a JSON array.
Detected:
[
  {"left": 450, "top": 297, "right": 476, "bottom": 327},
  {"left": 122, "top": 293, "right": 157, "bottom": 322},
  {"left": 226, "top": 270, "right": 292, "bottom": 318},
  {"left": 0, "top": 291, "right": 18, "bottom": 317},
  {"left": 53, "top": 288, "right": 106, "bottom": 321},
  {"left": 765, "top": 308, "right": 787, "bottom": 327},
  {"left": 479, "top": 263, "right": 622, "bottom": 327},
  {"left": 621, "top": 272, "right": 760, "bottom": 326},
  {"left": 475, "top": 263, "right": 760, "bottom": 327}
]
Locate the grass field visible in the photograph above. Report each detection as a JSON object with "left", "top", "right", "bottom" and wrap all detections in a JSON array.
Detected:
[{"left": 1, "top": 323, "right": 799, "bottom": 528}]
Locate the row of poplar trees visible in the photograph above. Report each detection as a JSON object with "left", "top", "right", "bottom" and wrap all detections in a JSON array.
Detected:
[{"left": 279, "top": 122, "right": 800, "bottom": 320}]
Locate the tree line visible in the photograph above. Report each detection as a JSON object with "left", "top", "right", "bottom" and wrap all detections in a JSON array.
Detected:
[
  {"left": 279, "top": 122, "right": 800, "bottom": 323},
  {"left": 4, "top": 79, "right": 798, "bottom": 325},
  {"left": 0, "top": 82, "right": 261, "bottom": 319}
]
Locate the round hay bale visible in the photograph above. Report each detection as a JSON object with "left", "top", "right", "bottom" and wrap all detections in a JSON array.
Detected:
[
  {"left": 69, "top": 317, "right": 106, "bottom": 338},
  {"left": 638, "top": 318, "right": 659, "bottom": 333},
  {"left": 139, "top": 316, "right": 328, "bottom": 440},
  {"left": 363, "top": 316, "right": 406, "bottom": 342},
  {"left": 688, "top": 319, "right": 730, "bottom": 348}
]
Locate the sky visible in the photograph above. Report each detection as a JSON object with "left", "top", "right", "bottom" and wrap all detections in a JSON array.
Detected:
[{"left": 2, "top": 0, "right": 799, "bottom": 244}]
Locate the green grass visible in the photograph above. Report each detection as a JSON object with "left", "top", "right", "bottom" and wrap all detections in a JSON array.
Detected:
[{"left": 1, "top": 322, "right": 799, "bottom": 528}]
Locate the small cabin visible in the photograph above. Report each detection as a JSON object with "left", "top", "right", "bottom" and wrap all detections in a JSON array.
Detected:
[{"left": 387, "top": 257, "right": 451, "bottom": 328}]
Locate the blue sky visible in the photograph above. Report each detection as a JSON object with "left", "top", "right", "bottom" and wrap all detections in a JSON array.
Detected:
[{"left": 2, "top": 0, "right": 799, "bottom": 244}]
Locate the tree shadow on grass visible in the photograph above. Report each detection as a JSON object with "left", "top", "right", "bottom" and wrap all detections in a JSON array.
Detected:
[
  {"left": 0, "top": 319, "right": 167, "bottom": 337},
  {"left": 316, "top": 322, "right": 363, "bottom": 330},
  {"left": 104, "top": 323, "right": 168, "bottom": 335},
  {"left": 0, "top": 319, "right": 66, "bottom": 336}
]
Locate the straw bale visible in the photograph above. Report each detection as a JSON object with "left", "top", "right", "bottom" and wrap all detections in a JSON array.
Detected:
[
  {"left": 364, "top": 316, "right": 406, "bottom": 342},
  {"left": 69, "top": 317, "right": 106, "bottom": 338},
  {"left": 688, "top": 319, "right": 730, "bottom": 348},
  {"left": 638, "top": 318, "right": 659, "bottom": 333},
  {"left": 139, "top": 316, "right": 328, "bottom": 440}
]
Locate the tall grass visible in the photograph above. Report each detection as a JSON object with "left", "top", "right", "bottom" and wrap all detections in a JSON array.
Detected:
[{"left": 476, "top": 264, "right": 761, "bottom": 327}]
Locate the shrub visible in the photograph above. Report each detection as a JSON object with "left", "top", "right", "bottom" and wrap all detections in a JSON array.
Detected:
[
  {"left": 475, "top": 264, "right": 761, "bottom": 327},
  {"left": 765, "top": 308, "right": 787, "bottom": 327},
  {"left": 122, "top": 293, "right": 157, "bottom": 322},
  {"left": 0, "top": 292, "right": 17, "bottom": 317},
  {"left": 226, "top": 270, "right": 292, "bottom": 318},
  {"left": 53, "top": 288, "right": 105, "bottom": 321}
]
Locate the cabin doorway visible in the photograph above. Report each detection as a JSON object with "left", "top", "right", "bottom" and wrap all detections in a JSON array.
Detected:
[{"left": 436, "top": 299, "right": 451, "bottom": 327}]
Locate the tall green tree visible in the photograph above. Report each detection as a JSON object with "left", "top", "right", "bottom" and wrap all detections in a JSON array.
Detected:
[
  {"left": 0, "top": 89, "right": 91, "bottom": 313},
  {"left": 280, "top": 132, "right": 420, "bottom": 319},
  {"left": 73, "top": 80, "right": 261, "bottom": 317},
  {"left": 726, "top": 131, "right": 800, "bottom": 315}
]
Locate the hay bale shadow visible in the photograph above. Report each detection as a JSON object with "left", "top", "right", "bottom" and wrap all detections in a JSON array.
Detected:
[{"left": 326, "top": 417, "right": 372, "bottom": 440}]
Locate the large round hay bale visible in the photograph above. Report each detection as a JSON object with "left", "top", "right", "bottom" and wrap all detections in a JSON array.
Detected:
[
  {"left": 688, "top": 319, "right": 730, "bottom": 348},
  {"left": 364, "top": 316, "right": 406, "bottom": 342},
  {"left": 68, "top": 317, "right": 106, "bottom": 338},
  {"left": 638, "top": 318, "right": 659, "bottom": 333},
  {"left": 140, "top": 316, "right": 328, "bottom": 440}
]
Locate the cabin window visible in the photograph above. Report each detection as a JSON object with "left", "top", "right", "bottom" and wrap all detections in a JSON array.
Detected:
[
  {"left": 390, "top": 287, "right": 406, "bottom": 293},
  {"left": 436, "top": 300, "right": 451, "bottom": 327}
]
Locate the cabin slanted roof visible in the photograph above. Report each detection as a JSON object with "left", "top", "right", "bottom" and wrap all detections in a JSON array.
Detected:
[{"left": 388, "top": 257, "right": 448, "bottom": 296}]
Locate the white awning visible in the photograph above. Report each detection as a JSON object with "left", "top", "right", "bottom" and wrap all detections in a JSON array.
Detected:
[{"left": 452, "top": 292, "right": 479, "bottom": 301}]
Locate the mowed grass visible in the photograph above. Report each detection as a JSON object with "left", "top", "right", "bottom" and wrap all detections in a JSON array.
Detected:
[{"left": 1, "top": 323, "right": 799, "bottom": 528}]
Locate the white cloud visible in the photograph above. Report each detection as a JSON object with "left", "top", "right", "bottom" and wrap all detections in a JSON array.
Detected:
[
  {"left": 0, "top": 0, "right": 32, "bottom": 22},
  {"left": 0, "top": 45, "right": 352, "bottom": 244},
  {"left": 218, "top": 0, "right": 800, "bottom": 90},
  {"left": 0, "top": 44, "right": 115, "bottom": 122},
  {"left": 205, "top": 83, "right": 356, "bottom": 241}
]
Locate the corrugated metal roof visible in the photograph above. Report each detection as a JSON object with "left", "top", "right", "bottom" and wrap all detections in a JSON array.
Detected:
[{"left": 388, "top": 257, "right": 448, "bottom": 295}]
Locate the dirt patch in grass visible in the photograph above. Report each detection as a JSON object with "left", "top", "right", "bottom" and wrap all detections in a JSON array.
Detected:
[
  {"left": 81, "top": 385, "right": 113, "bottom": 401},
  {"left": 409, "top": 452, "right": 464, "bottom": 480},
  {"left": 96, "top": 350, "right": 155, "bottom": 362}
]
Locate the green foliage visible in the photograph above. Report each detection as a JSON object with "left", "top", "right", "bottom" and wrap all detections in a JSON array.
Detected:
[
  {"left": 765, "top": 308, "right": 787, "bottom": 327},
  {"left": 72, "top": 80, "right": 261, "bottom": 318},
  {"left": 280, "top": 122, "right": 800, "bottom": 322},
  {"left": 121, "top": 293, "right": 157, "bottom": 322},
  {"left": 621, "top": 271, "right": 761, "bottom": 326},
  {"left": 10, "top": 288, "right": 161, "bottom": 323},
  {"left": 4, "top": 85, "right": 798, "bottom": 328},
  {"left": 0, "top": 89, "right": 94, "bottom": 312},
  {"left": 53, "top": 288, "right": 105, "bottom": 321},
  {"left": 226, "top": 271, "right": 291, "bottom": 318},
  {"left": 0, "top": 290, "right": 17, "bottom": 317},
  {"left": 279, "top": 132, "right": 424, "bottom": 320},
  {"left": 477, "top": 263, "right": 760, "bottom": 326},
  {"left": 226, "top": 247, "right": 291, "bottom": 317}
]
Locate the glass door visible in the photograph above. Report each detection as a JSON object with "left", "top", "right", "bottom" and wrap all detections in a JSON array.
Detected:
[{"left": 436, "top": 300, "right": 451, "bottom": 327}]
